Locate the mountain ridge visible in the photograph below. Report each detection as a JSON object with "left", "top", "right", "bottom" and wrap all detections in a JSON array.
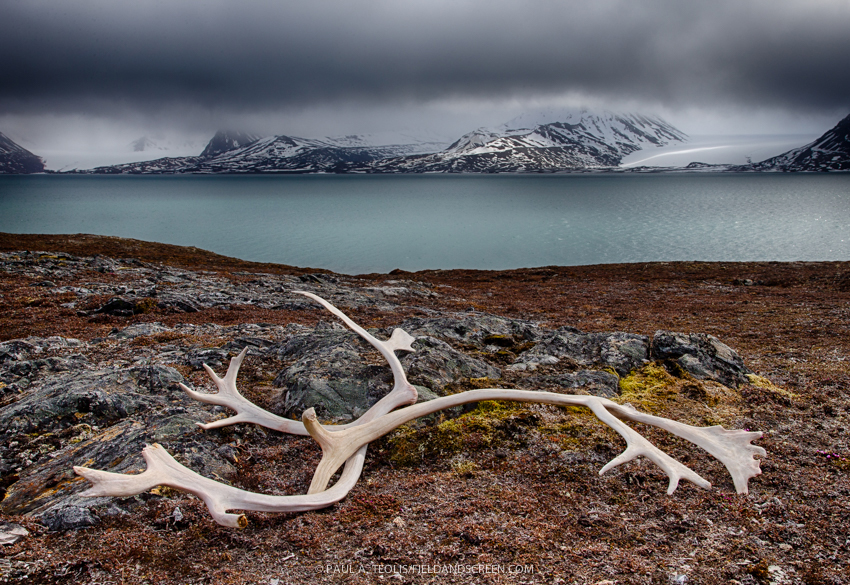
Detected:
[
  {"left": 742, "top": 113, "right": 850, "bottom": 172},
  {"left": 85, "top": 110, "right": 690, "bottom": 174},
  {"left": 0, "top": 132, "right": 45, "bottom": 174}
]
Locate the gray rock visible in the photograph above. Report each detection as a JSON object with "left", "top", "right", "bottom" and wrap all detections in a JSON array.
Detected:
[
  {"left": 186, "top": 348, "right": 232, "bottom": 369},
  {"left": 273, "top": 330, "right": 394, "bottom": 420},
  {"left": 516, "top": 329, "right": 649, "bottom": 376},
  {"left": 40, "top": 506, "right": 99, "bottom": 531},
  {"left": 399, "top": 313, "right": 542, "bottom": 346},
  {"left": 272, "top": 329, "right": 500, "bottom": 421},
  {"left": 0, "top": 366, "right": 186, "bottom": 439},
  {"left": 110, "top": 322, "right": 172, "bottom": 339},
  {"left": 651, "top": 331, "right": 752, "bottom": 387},
  {"left": 522, "top": 370, "right": 621, "bottom": 398},
  {"left": 401, "top": 336, "right": 500, "bottom": 392},
  {"left": 93, "top": 297, "right": 137, "bottom": 316}
]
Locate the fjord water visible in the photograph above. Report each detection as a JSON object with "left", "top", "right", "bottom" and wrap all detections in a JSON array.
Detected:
[{"left": 1, "top": 173, "right": 848, "bottom": 274}]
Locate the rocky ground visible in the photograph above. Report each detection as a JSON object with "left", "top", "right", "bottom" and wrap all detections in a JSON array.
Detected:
[{"left": 0, "top": 233, "right": 848, "bottom": 585}]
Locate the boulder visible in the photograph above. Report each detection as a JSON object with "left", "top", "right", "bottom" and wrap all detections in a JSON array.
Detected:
[
  {"left": 399, "top": 313, "right": 542, "bottom": 347},
  {"left": 651, "top": 331, "right": 752, "bottom": 387},
  {"left": 273, "top": 330, "right": 394, "bottom": 421},
  {"left": 515, "top": 329, "right": 649, "bottom": 376},
  {"left": 521, "top": 370, "right": 621, "bottom": 399},
  {"left": 401, "top": 336, "right": 500, "bottom": 392},
  {"left": 40, "top": 506, "right": 99, "bottom": 532},
  {"left": 272, "top": 330, "right": 500, "bottom": 421}
]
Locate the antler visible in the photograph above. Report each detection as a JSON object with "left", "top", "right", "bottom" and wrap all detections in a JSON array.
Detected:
[
  {"left": 301, "top": 390, "right": 764, "bottom": 495},
  {"left": 75, "top": 293, "right": 765, "bottom": 527},
  {"left": 75, "top": 443, "right": 370, "bottom": 528},
  {"left": 180, "top": 291, "right": 417, "bottom": 433}
]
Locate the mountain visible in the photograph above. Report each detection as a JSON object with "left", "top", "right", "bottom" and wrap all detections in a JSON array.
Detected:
[
  {"left": 356, "top": 110, "right": 687, "bottom": 173},
  {"left": 90, "top": 130, "right": 450, "bottom": 174},
  {"left": 85, "top": 111, "right": 685, "bottom": 174},
  {"left": 745, "top": 114, "right": 850, "bottom": 172},
  {"left": 0, "top": 132, "right": 45, "bottom": 174},
  {"left": 199, "top": 130, "right": 262, "bottom": 158}
]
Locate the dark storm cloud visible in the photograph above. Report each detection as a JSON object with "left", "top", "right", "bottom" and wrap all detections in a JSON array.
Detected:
[{"left": 1, "top": 0, "right": 847, "bottom": 118}]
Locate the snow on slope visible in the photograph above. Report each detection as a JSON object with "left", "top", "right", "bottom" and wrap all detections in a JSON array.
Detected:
[
  {"left": 0, "top": 132, "right": 45, "bottom": 174},
  {"left": 362, "top": 110, "right": 688, "bottom": 172},
  {"left": 747, "top": 113, "right": 850, "bottom": 172},
  {"left": 86, "top": 111, "right": 686, "bottom": 174}
]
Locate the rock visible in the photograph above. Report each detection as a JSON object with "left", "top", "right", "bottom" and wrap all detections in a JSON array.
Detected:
[
  {"left": 0, "top": 522, "right": 28, "bottom": 545},
  {"left": 0, "top": 366, "right": 187, "bottom": 440},
  {"left": 401, "top": 336, "right": 500, "bottom": 393},
  {"left": 88, "top": 255, "right": 118, "bottom": 274},
  {"left": 186, "top": 348, "right": 231, "bottom": 369},
  {"left": 651, "top": 331, "right": 752, "bottom": 387},
  {"left": 516, "top": 329, "right": 649, "bottom": 376},
  {"left": 273, "top": 330, "right": 394, "bottom": 420},
  {"left": 93, "top": 297, "right": 137, "bottom": 316},
  {"left": 399, "top": 313, "right": 542, "bottom": 347},
  {"left": 157, "top": 293, "right": 202, "bottom": 313},
  {"left": 272, "top": 330, "right": 500, "bottom": 420},
  {"left": 110, "top": 322, "right": 172, "bottom": 339},
  {"left": 40, "top": 506, "right": 99, "bottom": 531},
  {"left": 522, "top": 370, "right": 621, "bottom": 398}
]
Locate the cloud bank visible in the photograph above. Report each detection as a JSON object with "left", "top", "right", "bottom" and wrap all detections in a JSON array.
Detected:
[{"left": 1, "top": 0, "right": 847, "bottom": 140}]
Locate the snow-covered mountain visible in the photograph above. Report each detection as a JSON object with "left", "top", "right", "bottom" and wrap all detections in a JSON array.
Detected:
[
  {"left": 358, "top": 110, "right": 687, "bottom": 173},
  {"left": 87, "top": 111, "right": 685, "bottom": 174},
  {"left": 91, "top": 129, "right": 450, "bottom": 174},
  {"left": 745, "top": 113, "right": 850, "bottom": 172},
  {"left": 199, "top": 130, "right": 262, "bottom": 158},
  {"left": 0, "top": 132, "right": 45, "bottom": 174}
]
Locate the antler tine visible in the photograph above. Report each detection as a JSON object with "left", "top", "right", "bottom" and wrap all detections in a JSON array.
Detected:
[
  {"left": 294, "top": 291, "right": 418, "bottom": 419},
  {"left": 76, "top": 443, "right": 370, "bottom": 528},
  {"left": 604, "top": 402, "right": 765, "bottom": 494},
  {"left": 183, "top": 294, "right": 418, "bottom": 433},
  {"left": 584, "top": 400, "right": 712, "bottom": 494},
  {"left": 180, "top": 347, "right": 309, "bottom": 435}
]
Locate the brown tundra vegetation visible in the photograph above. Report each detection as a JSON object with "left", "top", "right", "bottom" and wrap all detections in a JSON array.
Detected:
[{"left": 0, "top": 232, "right": 848, "bottom": 584}]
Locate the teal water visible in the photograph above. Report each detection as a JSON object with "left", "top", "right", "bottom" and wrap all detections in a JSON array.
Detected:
[{"left": 1, "top": 173, "right": 848, "bottom": 274}]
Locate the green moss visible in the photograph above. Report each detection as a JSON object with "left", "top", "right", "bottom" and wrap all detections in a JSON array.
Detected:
[
  {"left": 745, "top": 374, "right": 797, "bottom": 399},
  {"left": 450, "top": 458, "right": 478, "bottom": 477},
  {"left": 617, "top": 364, "right": 681, "bottom": 413},
  {"left": 383, "top": 400, "right": 536, "bottom": 467}
]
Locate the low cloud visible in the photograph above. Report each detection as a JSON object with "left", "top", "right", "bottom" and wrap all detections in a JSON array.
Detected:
[{"left": 1, "top": 0, "right": 847, "bottom": 138}]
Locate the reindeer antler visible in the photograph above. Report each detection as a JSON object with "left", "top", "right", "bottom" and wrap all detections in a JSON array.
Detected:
[
  {"left": 75, "top": 293, "right": 765, "bottom": 527},
  {"left": 179, "top": 291, "right": 418, "bottom": 433}
]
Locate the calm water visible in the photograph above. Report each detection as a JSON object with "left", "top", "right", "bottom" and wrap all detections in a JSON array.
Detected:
[{"left": 1, "top": 173, "right": 849, "bottom": 274}]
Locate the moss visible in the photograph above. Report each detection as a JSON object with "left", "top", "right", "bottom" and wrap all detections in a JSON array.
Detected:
[
  {"left": 134, "top": 297, "right": 158, "bottom": 314},
  {"left": 617, "top": 364, "right": 681, "bottom": 413},
  {"left": 482, "top": 334, "right": 514, "bottom": 347},
  {"left": 745, "top": 373, "right": 798, "bottom": 399},
  {"left": 383, "top": 400, "right": 536, "bottom": 467},
  {"left": 450, "top": 457, "right": 478, "bottom": 477}
]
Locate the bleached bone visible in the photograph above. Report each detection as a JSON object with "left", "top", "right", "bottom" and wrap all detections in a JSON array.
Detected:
[
  {"left": 302, "top": 390, "right": 764, "bottom": 495},
  {"left": 75, "top": 293, "right": 765, "bottom": 527},
  {"left": 181, "top": 291, "right": 418, "bottom": 433},
  {"left": 75, "top": 443, "right": 370, "bottom": 528}
]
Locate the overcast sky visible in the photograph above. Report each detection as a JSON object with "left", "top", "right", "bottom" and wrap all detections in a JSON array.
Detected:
[{"left": 1, "top": 0, "right": 848, "bottom": 167}]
